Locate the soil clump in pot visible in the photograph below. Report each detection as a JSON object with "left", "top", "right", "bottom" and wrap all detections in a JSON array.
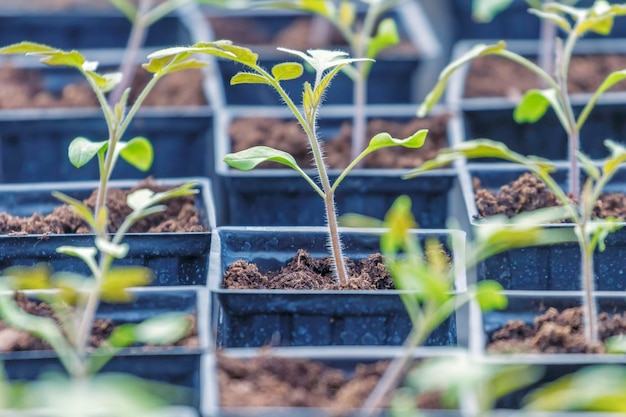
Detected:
[
  {"left": 218, "top": 353, "right": 445, "bottom": 410},
  {"left": 488, "top": 305, "right": 626, "bottom": 354},
  {"left": 0, "top": 65, "right": 206, "bottom": 109},
  {"left": 465, "top": 54, "right": 626, "bottom": 98},
  {"left": 473, "top": 172, "right": 626, "bottom": 220},
  {"left": 0, "top": 178, "right": 206, "bottom": 235},
  {"left": 0, "top": 292, "right": 199, "bottom": 352}
]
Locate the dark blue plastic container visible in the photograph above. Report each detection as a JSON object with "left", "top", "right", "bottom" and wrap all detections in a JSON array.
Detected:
[
  {"left": 215, "top": 105, "right": 456, "bottom": 227},
  {"left": 208, "top": 227, "right": 466, "bottom": 348},
  {"left": 448, "top": 39, "right": 626, "bottom": 161},
  {"left": 0, "top": 178, "right": 215, "bottom": 286},
  {"left": 0, "top": 50, "right": 215, "bottom": 183},
  {"left": 0, "top": 9, "right": 191, "bottom": 49},
  {"left": 460, "top": 163, "right": 626, "bottom": 291},
  {"left": 198, "top": 1, "right": 440, "bottom": 105},
  {"left": 470, "top": 291, "right": 626, "bottom": 409},
  {"left": 2, "top": 286, "right": 208, "bottom": 409},
  {"left": 203, "top": 346, "right": 466, "bottom": 417}
]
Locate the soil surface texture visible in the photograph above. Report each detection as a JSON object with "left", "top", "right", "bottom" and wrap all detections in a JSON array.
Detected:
[
  {"left": 0, "top": 178, "right": 205, "bottom": 235},
  {"left": 223, "top": 250, "right": 394, "bottom": 290},
  {"left": 209, "top": 16, "right": 417, "bottom": 57},
  {"left": 0, "top": 292, "right": 199, "bottom": 352},
  {"left": 229, "top": 114, "right": 450, "bottom": 170},
  {"left": 488, "top": 306, "right": 626, "bottom": 354},
  {"left": 0, "top": 65, "right": 206, "bottom": 109},
  {"left": 218, "top": 353, "right": 443, "bottom": 410},
  {"left": 474, "top": 173, "right": 626, "bottom": 220},
  {"left": 465, "top": 54, "right": 626, "bottom": 98}
]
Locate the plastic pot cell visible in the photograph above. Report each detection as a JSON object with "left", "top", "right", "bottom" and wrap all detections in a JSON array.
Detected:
[
  {"left": 2, "top": 286, "right": 209, "bottom": 410},
  {"left": 208, "top": 227, "right": 467, "bottom": 348},
  {"left": 0, "top": 178, "right": 216, "bottom": 286},
  {"left": 198, "top": 1, "right": 440, "bottom": 105},
  {"left": 447, "top": 39, "right": 626, "bottom": 162},
  {"left": 0, "top": 50, "right": 215, "bottom": 183},
  {"left": 460, "top": 163, "right": 626, "bottom": 291},
  {"left": 203, "top": 346, "right": 466, "bottom": 417},
  {"left": 215, "top": 105, "right": 456, "bottom": 228},
  {"left": 0, "top": 8, "right": 191, "bottom": 49},
  {"left": 469, "top": 292, "right": 626, "bottom": 410}
]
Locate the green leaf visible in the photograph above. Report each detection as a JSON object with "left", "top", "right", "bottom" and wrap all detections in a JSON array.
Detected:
[
  {"left": 514, "top": 88, "right": 562, "bottom": 124},
  {"left": 231, "top": 72, "right": 272, "bottom": 85},
  {"left": 95, "top": 237, "right": 129, "bottom": 259},
  {"left": 0, "top": 41, "right": 57, "bottom": 55},
  {"left": 418, "top": 42, "right": 507, "bottom": 117},
  {"left": 56, "top": 246, "right": 98, "bottom": 273},
  {"left": 472, "top": 0, "right": 514, "bottom": 22},
  {"left": 338, "top": 1, "right": 356, "bottom": 27},
  {"left": 475, "top": 280, "right": 507, "bottom": 311},
  {"left": 271, "top": 62, "right": 304, "bottom": 81},
  {"left": 253, "top": 0, "right": 334, "bottom": 15},
  {"left": 2, "top": 264, "right": 52, "bottom": 290},
  {"left": 133, "top": 313, "right": 191, "bottom": 345},
  {"left": 404, "top": 139, "right": 555, "bottom": 179},
  {"left": 52, "top": 191, "right": 96, "bottom": 229},
  {"left": 338, "top": 213, "right": 384, "bottom": 228},
  {"left": 100, "top": 267, "right": 153, "bottom": 303},
  {"left": 107, "top": 0, "right": 136, "bottom": 21},
  {"left": 68, "top": 137, "right": 107, "bottom": 168},
  {"left": 119, "top": 137, "right": 153, "bottom": 172},
  {"left": 159, "top": 59, "right": 207, "bottom": 75},
  {"left": 381, "top": 195, "right": 417, "bottom": 256},
  {"left": 277, "top": 48, "right": 372, "bottom": 74},
  {"left": 225, "top": 146, "right": 304, "bottom": 172},
  {"left": 527, "top": 9, "right": 572, "bottom": 32},
  {"left": 578, "top": 15, "right": 614, "bottom": 36},
  {"left": 127, "top": 189, "right": 155, "bottom": 212},
  {"left": 38, "top": 50, "right": 85, "bottom": 69},
  {"left": 606, "top": 335, "right": 626, "bottom": 353},
  {"left": 603, "top": 139, "right": 626, "bottom": 176},
  {"left": 91, "top": 72, "right": 122, "bottom": 93},
  {"left": 216, "top": 42, "right": 260, "bottom": 67},
  {"left": 577, "top": 151, "right": 601, "bottom": 180},
  {"left": 126, "top": 182, "right": 198, "bottom": 213},
  {"left": 367, "top": 18, "right": 400, "bottom": 60},
  {"left": 365, "top": 129, "right": 428, "bottom": 154}
]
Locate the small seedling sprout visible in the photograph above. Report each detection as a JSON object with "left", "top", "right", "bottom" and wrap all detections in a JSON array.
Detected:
[
  {"left": 0, "top": 41, "right": 205, "bottom": 378},
  {"left": 408, "top": 1, "right": 626, "bottom": 344},
  {"left": 247, "top": 0, "right": 404, "bottom": 162}
]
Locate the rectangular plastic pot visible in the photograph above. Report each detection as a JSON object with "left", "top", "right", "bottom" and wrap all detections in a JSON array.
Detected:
[
  {"left": 0, "top": 49, "right": 216, "bottom": 183},
  {"left": 202, "top": 346, "right": 466, "bottom": 417},
  {"left": 1, "top": 286, "right": 209, "bottom": 409},
  {"left": 459, "top": 162, "right": 626, "bottom": 291},
  {"left": 214, "top": 105, "right": 457, "bottom": 228},
  {"left": 447, "top": 39, "right": 626, "bottom": 161},
  {"left": 0, "top": 8, "right": 191, "bottom": 49},
  {"left": 469, "top": 291, "right": 626, "bottom": 410},
  {"left": 208, "top": 227, "right": 467, "bottom": 348},
  {"left": 0, "top": 178, "right": 215, "bottom": 286},
  {"left": 196, "top": 1, "right": 440, "bottom": 105}
]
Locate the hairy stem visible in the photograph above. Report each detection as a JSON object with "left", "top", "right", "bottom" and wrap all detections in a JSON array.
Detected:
[
  {"left": 580, "top": 225, "right": 598, "bottom": 343},
  {"left": 109, "top": 0, "right": 153, "bottom": 106}
]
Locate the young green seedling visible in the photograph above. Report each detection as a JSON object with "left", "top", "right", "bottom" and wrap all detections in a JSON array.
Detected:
[
  {"left": 357, "top": 196, "right": 572, "bottom": 417},
  {"left": 148, "top": 41, "right": 427, "bottom": 285},
  {"left": 0, "top": 41, "right": 205, "bottom": 377},
  {"left": 411, "top": 1, "right": 626, "bottom": 345},
  {"left": 250, "top": 0, "right": 403, "bottom": 161}
]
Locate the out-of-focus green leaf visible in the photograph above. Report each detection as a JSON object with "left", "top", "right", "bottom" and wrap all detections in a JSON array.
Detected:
[
  {"left": 475, "top": 280, "right": 507, "bottom": 311},
  {"left": 68, "top": 137, "right": 107, "bottom": 168},
  {"left": 133, "top": 312, "right": 192, "bottom": 345},
  {"left": 367, "top": 18, "right": 399, "bottom": 61},
  {"left": 271, "top": 62, "right": 303, "bottom": 81},
  {"left": 100, "top": 267, "right": 153, "bottom": 303},
  {"left": 224, "top": 146, "right": 303, "bottom": 172},
  {"left": 2, "top": 264, "right": 52, "bottom": 290},
  {"left": 472, "top": 0, "right": 513, "bottom": 22},
  {"left": 118, "top": 137, "right": 153, "bottom": 172},
  {"left": 95, "top": 237, "right": 129, "bottom": 259},
  {"left": 513, "top": 88, "right": 560, "bottom": 124}
]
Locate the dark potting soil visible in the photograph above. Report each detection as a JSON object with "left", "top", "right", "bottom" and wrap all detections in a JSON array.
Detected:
[
  {"left": 0, "top": 292, "right": 199, "bottom": 352},
  {"left": 488, "top": 306, "right": 626, "bottom": 354},
  {"left": 0, "top": 65, "right": 206, "bottom": 109},
  {"left": 0, "top": 178, "right": 205, "bottom": 235},
  {"left": 218, "top": 353, "right": 443, "bottom": 409},
  {"left": 473, "top": 172, "right": 626, "bottom": 220},
  {"left": 209, "top": 16, "right": 417, "bottom": 57},
  {"left": 465, "top": 54, "right": 626, "bottom": 98},
  {"left": 229, "top": 114, "right": 450, "bottom": 170},
  {"left": 223, "top": 250, "right": 394, "bottom": 290},
  {"left": 223, "top": 246, "right": 451, "bottom": 290}
]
